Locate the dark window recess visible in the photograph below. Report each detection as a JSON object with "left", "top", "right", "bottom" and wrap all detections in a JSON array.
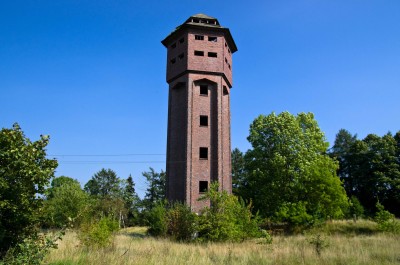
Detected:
[
  {"left": 199, "top": 147, "right": 208, "bottom": 159},
  {"left": 178, "top": 53, "right": 184, "bottom": 60},
  {"left": 200, "top": 85, "right": 208, "bottom": 95},
  {"left": 194, "top": 50, "right": 204, "bottom": 56},
  {"left": 199, "top": 181, "right": 208, "bottom": 193},
  {"left": 223, "top": 86, "right": 229, "bottom": 95},
  {"left": 170, "top": 58, "right": 176, "bottom": 64},
  {"left": 179, "top": 38, "right": 184, "bottom": 43},
  {"left": 195, "top": 35, "right": 204, "bottom": 40},
  {"left": 200, "top": 115, "right": 208, "bottom": 126},
  {"left": 208, "top": 36, "right": 217, "bottom": 42},
  {"left": 228, "top": 48, "right": 231, "bottom": 54},
  {"left": 171, "top": 43, "right": 176, "bottom": 49},
  {"left": 225, "top": 42, "right": 228, "bottom": 47},
  {"left": 228, "top": 63, "right": 231, "bottom": 69},
  {"left": 208, "top": 52, "right": 217, "bottom": 58},
  {"left": 225, "top": 58, "right": 228, "bottom": 63}
]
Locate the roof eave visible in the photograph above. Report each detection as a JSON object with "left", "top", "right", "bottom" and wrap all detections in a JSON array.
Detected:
[{"left": 161, "top": 24, "right": 238, "bottom": 53}]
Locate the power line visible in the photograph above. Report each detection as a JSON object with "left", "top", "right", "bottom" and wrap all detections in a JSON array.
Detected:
[{"left": 48, "top": 153, "right": 166, "bottom": 157}]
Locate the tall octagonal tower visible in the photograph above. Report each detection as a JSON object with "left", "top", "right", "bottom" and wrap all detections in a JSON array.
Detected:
[{"left": 162, "top": 14, "right": 237, "bottom": 212}]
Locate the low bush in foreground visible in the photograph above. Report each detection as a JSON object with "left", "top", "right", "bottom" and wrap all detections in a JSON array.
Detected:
[
  {"left": 78, "top": 217, "right": 119, "bottom": 248},
  {"left": 146, "top": 183, "right": 265, "bottom": 242}
]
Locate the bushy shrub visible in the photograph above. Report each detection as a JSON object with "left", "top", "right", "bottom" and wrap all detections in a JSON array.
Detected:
[
  {"left": 0, "top": 232, "right": 63, "bottom": 265},
  {"left": 146, "top": 203, "right": 168, "bottom": 237},
  {"left": 375, "top": 202, "right": 400, "bottom": 234},
  {"left": 197, "top": 182, "right": 262, "bottom": 242},
  {"left": 167, "top": 203, "right": 197, "bottom": 241},
  {"left": 348, "top": 196, "right": 365, "bottom": 219},
  {"left": 78, "top": 216, "right": 119, "bottom": 248}
]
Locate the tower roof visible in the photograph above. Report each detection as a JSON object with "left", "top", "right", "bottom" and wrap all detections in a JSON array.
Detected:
[{"left": 162, "top": 14, "right": 237, "bottom": 53}]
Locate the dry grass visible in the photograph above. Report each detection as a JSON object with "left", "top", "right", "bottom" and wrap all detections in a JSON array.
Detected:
[{"left": 44, "top": 222, "right": 400, "bottom": 265}]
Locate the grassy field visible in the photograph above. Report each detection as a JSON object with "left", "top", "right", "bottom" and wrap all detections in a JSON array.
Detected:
[{"left": 44, "top": 220, "right": 400, "bottom": 265}]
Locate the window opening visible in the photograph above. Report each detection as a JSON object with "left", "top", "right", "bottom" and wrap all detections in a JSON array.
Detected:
[
  {"left": 194, "top": 50, "right": 204, "bottom": 56},
  {"left": 178, "top": 53, "right": 184, "bottom": 60},
  {"left": 200, "top": 115, "right": 208, "bottom": 126},
  {"left": 223, "top": 86, "right": 229, "bottom": 95},
  {"left": 179, "top": 38, "right": 184, "bottom": 43},
  {"left": 200, "top": 85, "right": 208, "bottom": 95},
  {"left": 208, "top": 52, "right": 217, "bottom": 58},
  {"left": 208, "top": 36, "right": 217, "bottom": 42},
  {"left": 170, "top": 58, "right": 176, "bottom": 64},
  {"left": 171, "top": 43, "right": 176, "bottom": 49},
  {"left": 199, "top": 147, "right": 208, "bottom": 159},
  {"left": 199, "top": 181, "right": 208, "bottom": 193},
  {"left": 195, "top": 35, "right": 204, "bottom": 40}
]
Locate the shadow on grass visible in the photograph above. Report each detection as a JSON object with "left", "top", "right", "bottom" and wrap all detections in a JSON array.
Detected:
[{"left": 126, "top": 232, "right": 147, "bottom": 238}]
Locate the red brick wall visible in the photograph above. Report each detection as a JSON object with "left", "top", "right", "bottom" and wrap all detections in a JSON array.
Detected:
[{"left": 165, "top": 25, "right": 233, "bottom": 212}]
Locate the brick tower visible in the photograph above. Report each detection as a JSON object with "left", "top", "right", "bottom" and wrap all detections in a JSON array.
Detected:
[{"left": 162, "top": 14, "right": 237, "bottom": 212}]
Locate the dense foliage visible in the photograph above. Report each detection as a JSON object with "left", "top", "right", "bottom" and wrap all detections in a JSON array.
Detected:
[
  {"left": 0, "top": 123, "right": 58, "bottom": 257},
  {"left": 236, "top": 112, "right": 348, "bottom": 225},
  {"left": 146, "top": 183, "right": 263, "bottom": 242},
  {"left": 43, "top": 176, "right": 89, "bottom": 228},
  {"left": 330, "top": 129, "right": 400, "bottom": 216},
  {"left": 141, "top": 168, "right": 166, "bottom": 210},
  {"left": 197, "top": 183, "right": 262, "bottom": 242}
]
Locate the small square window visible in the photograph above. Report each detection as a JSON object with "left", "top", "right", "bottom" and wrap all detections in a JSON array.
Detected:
[
  {"left": 200, "top": 115, "right": 208, "bottom": 126},
  {"left": 179, "top": 38, "right": 184, "bottom": 43},
  {"left": 208, "top": 52, "right": 217, "bottom": 58},
  {"left": 170, "top": 58, "right": 176, "bottom": 64},
  {"left": 171, "top": 43, "right": 176, "bottom": 49},
  {"left": 208, "top": 36, "right": 217, "bottom": 42},
  {"left": 195, "top": 35, "right": 204, "bottom": 40},
  {"left": 178, "top": 53, "right": 184, "bottom": 60},
  {"left": 200, "top": 85, "right": 208, "bottom": 95},
  {"left": 199, "top": 181, "right": 208, "bottom": 193},
  {"left": 194, "top": 50, "right": 204, "bottom": 56},
  {"left": 199, "top": 147, "right": 208, "bottom": 159}
]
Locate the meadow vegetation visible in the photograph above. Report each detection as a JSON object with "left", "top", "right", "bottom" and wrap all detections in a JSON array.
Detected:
[{"left": 44, "top": 221, "right": 400, "bottom": 265}]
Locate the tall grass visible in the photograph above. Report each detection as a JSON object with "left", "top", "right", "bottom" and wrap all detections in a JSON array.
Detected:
[{"left": 44, "top": 221, "right": 400, "bottom": 265}]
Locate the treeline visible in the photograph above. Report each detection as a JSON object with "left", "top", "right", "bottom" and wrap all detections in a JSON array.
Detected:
[
  {"left": 232, "top": 112, "right": 400, "bottom": 226},
  {"left": 330, "top": 129, "right": 400, "bottom": 217},
  {"left": 42, "top": 167, "right": 166, "bottom": 229}
]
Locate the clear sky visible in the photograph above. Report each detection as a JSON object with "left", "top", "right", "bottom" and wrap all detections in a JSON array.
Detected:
[{"left": 1, "top": 1, "right": 399, "bottom": 198}]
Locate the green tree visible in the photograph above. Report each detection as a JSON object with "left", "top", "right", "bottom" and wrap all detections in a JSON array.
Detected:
[
  {"left": 334, "top": 131, "right": 400, "bottom": 216},
  {"left": 330, "top": 129, "right": 358, "bottom": 194},
  {"left": 84, "top": 169, "right": 129, "bottom": 227},
  {"left": 244, "top": 112, "right": 348, "bottom": 225},
  {"left": 121, "top": 175, "right": 140, "bottom": 225},
  {"left": 231, "top": 148, "right": 247, "bottom": 196},
  {"left": 43, "top": 176, "right": 88, "bottom": 228},
  {"left": 0, "top": 123, "right": 58, "bottom": 257},
  {"left": 46, "top": 175, "right": 81, "bottom": 199},
  {"left": 197, "top": 183, "right": 261, "bottom": 242},
  {"left": 142, "top": 168, "right": 166, "bottom": 210},
  {"left": 84, "top": 168, "right": 121, "bottom": 198}
]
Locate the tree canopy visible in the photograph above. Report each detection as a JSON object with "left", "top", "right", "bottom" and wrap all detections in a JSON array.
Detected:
[
  {"left": 330, "top": 130, "right": 400, "bottom": 216},
  {"left": 240, "top": 112, "right": 348, "bottom": 225},
  {"left": 84, "top": 168, "right": 121, "bottom": 198},
  {"left": 0, "top": 123, "right": 58, "bottom": 256}
]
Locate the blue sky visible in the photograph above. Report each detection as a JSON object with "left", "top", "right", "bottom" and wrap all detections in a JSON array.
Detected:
[{"left": 1, "top": 1, "right": 399, "bottom": 198}]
